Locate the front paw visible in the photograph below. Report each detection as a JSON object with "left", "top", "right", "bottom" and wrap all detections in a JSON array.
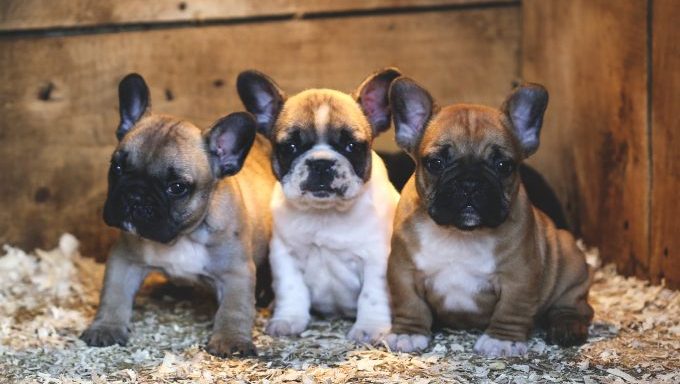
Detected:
[
  {"left": 473, "top": 334, "right": 527, "bottom": 357},
  {"left": 547, "top": 314, "right": 589, "bottom": 347},
  {"left": 347, "top": 322, "right": 391, "bottom": 344},
  {"left": 265, "top": 317, "right": 309, "bottom": 337},
  {"left": 206, "top": 334, "right": 257, "bottom": 357},
  {"left": 385, "top": 333, "right": 430, "bottom": 353},
  {"left": 80, "top": 324, "right": 130, "bottom": 347}
]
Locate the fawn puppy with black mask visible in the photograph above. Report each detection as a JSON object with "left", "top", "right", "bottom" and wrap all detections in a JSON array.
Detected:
[
  {"left": 385, "top": 77, "right": 593, "bottom": 357},
  {"left": 81, "top": 74, "right": 275, "bottom": 357}
]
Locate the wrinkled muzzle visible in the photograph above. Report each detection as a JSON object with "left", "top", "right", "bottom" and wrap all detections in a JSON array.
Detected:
[
  {"left": 280, "top": 146, "right": 366, "bottom": 211},
  {"left": 103, "top": 178, "right": 180, "bottom": 243},
  {"left": 428, "top": 165, "right": 507, "bottom": 230},
  {"left": 302, "top": 158, "right": 346, "bottom": 197}
]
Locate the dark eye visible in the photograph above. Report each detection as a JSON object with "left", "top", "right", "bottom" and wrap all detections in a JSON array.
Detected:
[
  {"left": 166, "top": 182, "right": 189, "bottom": 197},
  {"left": 282, "top": 142, "right": 298, "bottom": 156},
  {"left": 111, "top": 161, "right": 123, "bottom": 176},
  {"left": 425, "top": 157, "right": 444, "bottom": 174},
  {"left": 345, "top": 142, "right": 355, "bottom": 153},
  {"left": 495, "top": 159, "right": 514, "bottom": 175}
]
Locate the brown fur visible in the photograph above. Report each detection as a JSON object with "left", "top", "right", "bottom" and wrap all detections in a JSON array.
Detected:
[
  {"left": 388, "top": 104, "right": 593, "bottom": 347},
  {"left": 273, "top": 89, "right": 372, "bottom": 143}
]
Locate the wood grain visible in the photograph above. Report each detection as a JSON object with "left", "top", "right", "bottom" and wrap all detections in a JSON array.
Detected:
[
  {"left": 0, "top": 7, "right": 520, "bottom": 257},
  {"left": 522, "top": 0, "right": 650, "bottom": 277},
  {"left": 0, "top": 0, "right": 517, "bottom": 31},
  {"left": 650, "top": 0, "right": 680, "bottom": 288}
]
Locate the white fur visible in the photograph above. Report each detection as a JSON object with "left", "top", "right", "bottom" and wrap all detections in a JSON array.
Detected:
[
  {"left": 388, "top": 226, "right": 498, "bottom": 352},
  {"left": 385, "top": 334, "right": 430, "bottom": 353},
  {"left": 474, "top": 334, "right": 528, "bottom": 357},
  {"left": 121, "top": 221, "right": 138, "bottom": 236},
  {"left": 141, "top": 237, "right": 210, "bottom": 281},
  {"left": 412, "top": 222, "right": 497, "bottom": 313},
  {"left": 314, "top": 103, "right": 331, "bottom": 134},
  {"left": 268, "top": 151, "right": 398, "bottom": 342}
]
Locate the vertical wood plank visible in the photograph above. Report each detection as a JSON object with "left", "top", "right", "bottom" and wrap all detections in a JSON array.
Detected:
[
  {"left": 650, "top": 0, "right": 680, "bottom": 288},
  {"left": 522, "top": 0, "right": 650, "bottom": 277}
]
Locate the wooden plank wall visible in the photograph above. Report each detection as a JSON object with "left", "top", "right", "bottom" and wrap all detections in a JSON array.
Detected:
[
  {"left": 650, "top": 0, "right": 680, "bottom": 286},
  {"left": 523, "top": 0, "right": 680, "bottom": 288},
  {"left": 3, "top": 0, "right": 677, "bottom": 288},
  {"left": 0, "top": 1, "right": 521, "bottom": 259}
]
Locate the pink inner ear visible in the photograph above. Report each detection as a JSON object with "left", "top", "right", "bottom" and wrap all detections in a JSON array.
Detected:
[
  {"left": 361, "top": 84, "right": 387, "bottom": 118},
  {"left": 411, "top": 108, "right": 430, "bottom": 131},
  {"left": 397, "top": 105, "right": 430, "bottom": 146},
  {"left": 363, "top": 94, "right": 379, "bottom": 115},
  {"left": 216, "top": 130, "right": 236, "bottom": 156}
]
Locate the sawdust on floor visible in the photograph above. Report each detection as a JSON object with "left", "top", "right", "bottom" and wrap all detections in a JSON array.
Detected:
[{"left": 1, "top": 234, "right": 678, "bottom": 383}]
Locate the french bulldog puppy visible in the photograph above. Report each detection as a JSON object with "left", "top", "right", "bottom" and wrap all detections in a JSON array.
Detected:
[
  {"left": 385, "top": 77, "right": 593, "bottom": 357},
  {"left": 236, "top": 69, "right": 401, "bottom": 343},
  {"left": 80, "top": 73, "right": 275, "bottom": 357}
]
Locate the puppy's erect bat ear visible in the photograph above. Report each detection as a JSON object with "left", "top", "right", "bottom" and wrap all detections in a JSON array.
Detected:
[
  {"left": 236, "top": 70, "right": 285, "bottom": 137},
  {"left": 117, "top": 73, "right": 150, "bottom": 140},
  {"left": 354, "top": 67, "right": 402, "bottom": 136},
  {"left": 501, "top": 82, "right": 548, "bottom": 158},
  {"left": 205, "top": 112, "right": 257, "bottom": 178},
  {"left": 389, "top": 77, "right": 435, "bottom": 154}
]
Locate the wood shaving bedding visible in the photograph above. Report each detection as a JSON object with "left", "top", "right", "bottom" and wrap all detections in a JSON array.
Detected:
[{"left": 1, "top": 235, "right": 678, "bottom": 383}]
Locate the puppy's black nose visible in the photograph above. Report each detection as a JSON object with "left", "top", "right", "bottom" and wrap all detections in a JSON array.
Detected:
[
  {"left": 126, "top": 191, "right": 143, "bottom": 203},
  {"left": 307, "top": 159, "right": 335, "bottom": 175},
  {"left": 132, "top": 204, "right": 154, "bottom": 220},
  {"left": 460, "top": 178, "right": 481, "bottom": 193},
  {"left": 306, "top": 159, "right": 336, "bottom": 190},
  {"left": 123, "top": 191, "right": 154, "bottom": 220}
]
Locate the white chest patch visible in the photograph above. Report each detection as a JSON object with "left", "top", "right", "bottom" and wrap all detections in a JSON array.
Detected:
[
  {"left": 141, "top": 237, "right": 210, "bottom": 280},
  {"left": 270, "top": 153, "right": 399, "bottom": 317},
  {"left": 272, "top": 197, "right": 381, "bottom": 316},
  {"left": 300, "top": 246, "right": 363, "bottom": 316},
  {"left": 413, "top": 222, "right": 497, "bottom": 313}
]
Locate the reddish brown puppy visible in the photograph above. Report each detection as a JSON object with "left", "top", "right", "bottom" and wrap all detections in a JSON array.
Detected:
[{"left": 385, "top": 77, "right": 593, "bottom": 357}]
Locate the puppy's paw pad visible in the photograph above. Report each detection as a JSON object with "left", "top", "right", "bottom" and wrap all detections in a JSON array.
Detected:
[
  {"left": 547, "top": 315, "right": 589, "bottom": 347},
  {"left": 385, "top": 333, "right": 430, "bottom": 353},
  {"left": 348, "top": 322, "right": 391, "bottom": 344},
  {"left": 206, "top": 336, "right": 257, "bottom": 358},
  {"left": 80, "top": 324, "right": 129, "bottom": 347},
  {"left": 265, "top": 317, "right": 308, "bottom": 337},
  {"left": 473, "top": 334, "right": 527, "bottom": 357}
]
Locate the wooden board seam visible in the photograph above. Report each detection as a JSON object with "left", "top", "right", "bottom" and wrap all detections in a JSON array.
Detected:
[
  {"left": 645, "top": 0, "right": 654, "bottom": 276},
  {"left": 0, "top": 1, "right": 519, "bottom": 38}
]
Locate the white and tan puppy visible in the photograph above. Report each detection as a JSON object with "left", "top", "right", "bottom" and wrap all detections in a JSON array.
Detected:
[
  {"left": 237, "top": 69, "right": 401, "bottom": 343},
  {"left": 385, "top": 77, "right": 593, "bottom": 357}
]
